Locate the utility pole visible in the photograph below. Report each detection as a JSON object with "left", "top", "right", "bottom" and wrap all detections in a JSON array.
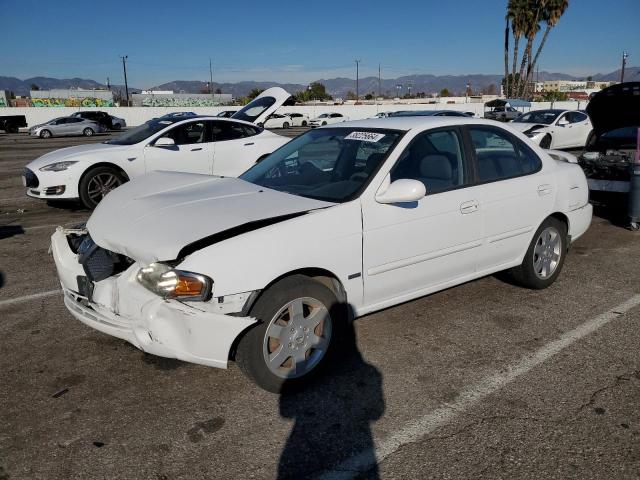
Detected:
[
  {"left": 209, "top": 58, "right": 214, "bottom": 100},
  {"left": 378, "top": 63, "right": 381, "bottom": 99},
  {"left": 106, "top": 77, "right": 111, "bottom": 90},
  {"left": 120, "top": 55, "right": 129, "bottom": 106},
  {"left": 621, "top": 51, "right": 629, "bottom": 83},
  {"left": 355, "top": 59, "right": 361, "bottom": 102}
]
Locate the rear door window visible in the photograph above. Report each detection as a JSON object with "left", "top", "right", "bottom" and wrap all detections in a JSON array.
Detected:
[{"left": 468, "top": 127, "right": 542, "bottom": 183}]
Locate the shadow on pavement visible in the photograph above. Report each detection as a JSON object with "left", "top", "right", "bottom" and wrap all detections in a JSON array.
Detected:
[
  {"left": 0, "top": 225, "right": 25, "bottom": 240},
  {"left": 277, "top": 317, "right": 384, "bottom": 479}
]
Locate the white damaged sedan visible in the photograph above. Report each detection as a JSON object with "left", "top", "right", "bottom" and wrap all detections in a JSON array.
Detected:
[{"left": 51, "top": 117, "right": 592, "bottom": 392}]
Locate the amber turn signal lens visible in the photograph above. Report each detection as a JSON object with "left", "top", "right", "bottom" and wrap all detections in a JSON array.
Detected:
[{"left": 174, "top": 275, "right": 205, "bottom": 297}]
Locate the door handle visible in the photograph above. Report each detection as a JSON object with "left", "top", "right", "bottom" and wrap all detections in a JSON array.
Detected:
[
  {"left": 460, "top": 200, "right": 478, "bottom": 214},
  {"left": 244, "top": 142, "right": 255, "bottom": 146},
  {"left": 190, "top": 147, "right": 203, "bottom": 151},
  {"left": 537, "top": 184, "right": 553, "bottom": 196}
]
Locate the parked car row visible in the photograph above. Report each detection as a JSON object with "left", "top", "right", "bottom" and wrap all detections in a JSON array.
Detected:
[{"left": 23, "top": 88, "right": 293, "bottom": 208}]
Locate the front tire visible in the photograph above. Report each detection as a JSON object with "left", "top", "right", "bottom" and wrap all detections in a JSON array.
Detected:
[
  {"left": 40, "top": 129, "right": 52, "bottom": 139},
  {"left": 78, "top": 166, "right": 126, "bottom": 209},
  {"left": 83, "top": 127, "right": 94, "bottom": 137},
  {"left": 539, "top": 134, "right": 552, "bottom": 149},
  {"left": 321, "top": 121, "right": 327, "bottom": 126},
  {"left": 301, "top": 120, "right": 307, "bottom": 126},
  {"left": 283, "top": 122, "right": 290, "bottom": 129},
  {"left": 112, "top": 123, "right": 122, "bottom": 131},
  {"left": 510, "top": 217, "right": 567, "bottom": 289},
  {"left": 236, "top": 275, "right": 343, "bottom": 393}
]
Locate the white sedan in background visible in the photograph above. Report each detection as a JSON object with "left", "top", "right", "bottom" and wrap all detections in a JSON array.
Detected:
[
  {"left": 263, "top": 113, "right": 293, "bottom": 129},
  {"left": 51, "top": 116, "right": 591, "bottom": 392},
  {"left": 283, "top": 112, "right": 310, "bottom": 126},
  {"left": 308, "top": 112, "right": 348, "bottom": 127},
  {"left": 508, "top": 109, "right": 593, "bottom": 149},
  {"left": 22, "top": 88, "right": 293, "bottom": 209}
]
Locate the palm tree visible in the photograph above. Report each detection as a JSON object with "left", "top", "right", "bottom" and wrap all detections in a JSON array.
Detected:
[
  {"left": 507, "top": 0, "right": 528, "bottom": 97},
  {"left": 504, "top": 16, "right": 510, "bottom": 97},
  {"left": 517, "top": 0, "right": 544, "bottom": 97},
  {"left": 525, "top": 0, "right": 569, "bottom": 96}
]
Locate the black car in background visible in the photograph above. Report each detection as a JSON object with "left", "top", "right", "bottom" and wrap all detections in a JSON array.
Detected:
[
  {"left": 70, "top": 111, "right": 126, "bottom": 130},
  {"left": 0, "top": 115, "right": 27, "bottom": 133}
]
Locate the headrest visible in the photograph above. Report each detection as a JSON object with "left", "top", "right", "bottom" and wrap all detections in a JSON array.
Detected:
[{"left": 419, "top": 154, "right": 453, "bottom": 180}]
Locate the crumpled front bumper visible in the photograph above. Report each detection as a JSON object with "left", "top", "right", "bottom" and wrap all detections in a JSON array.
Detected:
[{"left": 51, "top": 228, "right": 257, "bottom": 369}]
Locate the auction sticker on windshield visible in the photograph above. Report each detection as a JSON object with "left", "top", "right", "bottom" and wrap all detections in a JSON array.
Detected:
[{"left": 344, "top": 131, "right": 386, "bottom": 142}]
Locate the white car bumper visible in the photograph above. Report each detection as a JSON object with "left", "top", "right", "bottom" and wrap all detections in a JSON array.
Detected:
[
  {"left": 50, "top": 228, "right": 257, "bottom": 369},
  {"left": 567, "top": 202, "right": 593, "bottom": 243},
  {"left": 23, "top": 167, "right": 80, "bottom": 199}
]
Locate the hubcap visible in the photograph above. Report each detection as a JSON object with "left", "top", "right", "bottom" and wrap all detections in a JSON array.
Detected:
[
  {"left": 533, "top": 226, "right": 561, "bottom": 279},
  {"left": 262, "top": 297, "right": 332, "bottom": 379},
  {"left": 87, "top": 173, "right": 120, "bottom": 203}
]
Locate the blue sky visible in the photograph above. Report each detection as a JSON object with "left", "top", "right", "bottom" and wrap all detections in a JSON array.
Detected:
[{"left": 1, "top": 0, "right": 638, "bottom": 87}]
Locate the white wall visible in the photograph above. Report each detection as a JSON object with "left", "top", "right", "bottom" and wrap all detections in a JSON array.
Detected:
[{"left": 1, "top": 101, "right": 585, "bottom": 128}]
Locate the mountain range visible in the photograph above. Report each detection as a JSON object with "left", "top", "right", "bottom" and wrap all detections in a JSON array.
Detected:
[{"left": 1, "top": 67, "right": 638, "bottom": 99}]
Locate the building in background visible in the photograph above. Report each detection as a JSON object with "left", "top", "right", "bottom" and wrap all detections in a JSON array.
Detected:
[{"left": 543, "top": 80, "right": 614, "bottom": 92}]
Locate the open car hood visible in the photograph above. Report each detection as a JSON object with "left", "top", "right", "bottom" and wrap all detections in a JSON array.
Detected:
[
  {"left": 586, "top": 82, "right": 640, "bottom": 137},
  {"left": 87, "top": 171, "right": 333, "bottom": 264},
  {"left": 231, "top": 87, "right": 294, "bottom": 126}
]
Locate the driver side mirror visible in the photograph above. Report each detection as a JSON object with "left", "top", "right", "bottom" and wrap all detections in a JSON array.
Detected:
[
  {"left": 375, "top": 177, "right": 426, "bottom": 204},
  {"left": 557, "top": 118, "right": 569, "bottom": 126},
  {"left": 154, "top": 137, "right": 175, "bottom": 147}
]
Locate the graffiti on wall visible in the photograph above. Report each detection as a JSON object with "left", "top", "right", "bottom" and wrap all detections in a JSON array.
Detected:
[
  {"left": 0, "top": 98, "right": 7, "bottom": 107},
  {"left": 31, "top": 97, "right": 114, "bottom": 107},
  {"left": 141, "top": 97, "right": 220, "bottom": 107}
]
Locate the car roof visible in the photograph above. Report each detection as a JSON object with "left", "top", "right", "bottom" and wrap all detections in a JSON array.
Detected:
[{"left": 330, "top": 116, "right": 500, "bottom": 131}]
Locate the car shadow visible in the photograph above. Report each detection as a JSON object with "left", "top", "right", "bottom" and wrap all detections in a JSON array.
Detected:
[
  {"left": 277, "top": 312, "right": 385, "bottom": 479},
  {"left": 0, "top": 271, "right": 4, "bottom": 289},
  {"left": 45, "top": 200, "right": 88, "bottom": 212},
  {"left": 589, "top": 193, "right": 631, "bottom": 229},
  {"left": 0, "top": 225, "right": 25, "bottom": 240}
]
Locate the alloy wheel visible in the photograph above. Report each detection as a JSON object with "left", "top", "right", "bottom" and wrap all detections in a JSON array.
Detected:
[
  {"left": 533, "top": 226, "right": 561, "bottom": 279},
  {"left": 262, "top": 296, "right": 332, "bottom": 379}
]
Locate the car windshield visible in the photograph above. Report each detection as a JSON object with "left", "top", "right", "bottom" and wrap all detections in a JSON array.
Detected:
[
  {"left": 317, "top": 114, "right": 330, "bottom": 118},
  {"left": 105, "top": 119, "right": 175, "bottom": 145},
  {"left": 240, "top": 127, "right": 404, "bottom": 203},
  {"left": 513, "top": 110, "right": 562, "bottom": 125}
]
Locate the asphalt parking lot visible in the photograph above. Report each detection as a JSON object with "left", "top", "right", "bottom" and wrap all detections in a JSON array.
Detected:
[{"left": 1, "top": 131, "right": 639, "bottom": 480}]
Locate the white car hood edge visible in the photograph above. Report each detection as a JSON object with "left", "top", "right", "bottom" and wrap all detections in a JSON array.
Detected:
[{"left": 86, "top": 171, "right": 334, "bottom": 264}]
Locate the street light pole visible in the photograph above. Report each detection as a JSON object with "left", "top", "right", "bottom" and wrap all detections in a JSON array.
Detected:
[
  {"left": 120, "top": 55, "right": 129, "bottom": 106},
  {"left": 355, "top": 59, "right": 361, "bottom": 102},
  {"left": 209, "top": 58, "right": 214, "bottom": 101},
  {"left": 621, "top": 51, "right": 629, "bottom": 83}
]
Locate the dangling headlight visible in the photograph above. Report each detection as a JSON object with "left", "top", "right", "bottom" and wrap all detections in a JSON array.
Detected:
[{"left": 137, "top": 263, "right": 213, "bottom": 301}]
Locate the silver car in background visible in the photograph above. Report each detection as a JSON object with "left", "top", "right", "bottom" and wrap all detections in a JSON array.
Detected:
[{"left": 29, "top": 117, "right": 106, "bottom": 139}]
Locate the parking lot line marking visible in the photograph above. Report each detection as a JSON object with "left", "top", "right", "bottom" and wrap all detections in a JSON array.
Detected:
[
  {"left": 317, "top": 293, "right": 640, "bottom": 480},
  {"left": 0, "top": 289, "right": 61, "bottom": 308}
]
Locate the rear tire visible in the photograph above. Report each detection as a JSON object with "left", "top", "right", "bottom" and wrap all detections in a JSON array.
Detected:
[
  {"left": 6, "top": 124, "right": 18, "bottom": 134},
  {"left": 321, "top": 121, "right": 327, "bottom": 126},
  {"left": 40, "top": 129, "right": 52, "bottom": 139},
  {"left": 509, "top": 217, "right": 567, "bottom": 289},
  {"left": 83, "top": 127, "right": 94, "bottom": 137},
  {"left": 301, "top": 120, "right": 307, "bottom": 126},
  {"left": 539, "top": 134, "right": 552, "bottom": 149},
  {"left": 235, "top": 275, "right": 344, "bottom": 393},
  {"left": 78, "top": 166, "right": 126, "bottom": 209},
  {"left": 112, "top": 123, "right": 122, "bottom": 131}
]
